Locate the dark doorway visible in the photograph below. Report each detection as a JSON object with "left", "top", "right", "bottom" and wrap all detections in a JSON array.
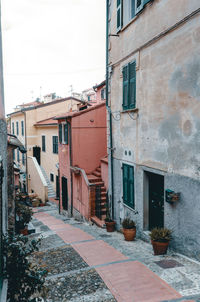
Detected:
[
  {"left": 56, "top": 175, "right": 60, "bottom": 200},
  {"left": 33, "top": 146, "right": 41, "bottom": 165},
  {"left": 148, "top": 172, "right": 164, "bottom": 230},
  {"left": 62, "top": 177, "right": 68, "bottom": 210}
]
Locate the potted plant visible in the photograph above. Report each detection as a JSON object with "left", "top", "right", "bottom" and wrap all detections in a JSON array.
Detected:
[
  {"left": 149, "top": 227, "right": 172, "bottom": 255},
  {"left": 104, "top": 201, "right": 115, "bottom": 232},
  {"left": 122, "top": 218, "right": 136, "bottom": 241},
  {"left": 16, "top": 202, "right": 33, "bottom": 235}
]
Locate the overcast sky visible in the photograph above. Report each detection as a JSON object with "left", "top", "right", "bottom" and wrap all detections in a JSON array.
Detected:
[{"left": 1, "top": 0, "right": 106, "bottom": 114}]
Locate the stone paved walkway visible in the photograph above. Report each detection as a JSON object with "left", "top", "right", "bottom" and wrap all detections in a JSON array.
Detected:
[{"left": 31, "top": 203, "right": 200, "bottom": 302}]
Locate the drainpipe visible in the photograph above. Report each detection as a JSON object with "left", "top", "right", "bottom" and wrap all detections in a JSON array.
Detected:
[
  {"left": 68, "top": 120, "right": 73, "bottom": 217},
  {"left": 106, "top": 0, "right": 114, "bottom": 219},
  {"left": 23, "top": 111, "right": 28, "bottom": 193}
]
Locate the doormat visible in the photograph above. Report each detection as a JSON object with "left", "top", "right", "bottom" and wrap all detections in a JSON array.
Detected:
[{"left": 155, "top": 259, "right": 183, "bottom": 269}]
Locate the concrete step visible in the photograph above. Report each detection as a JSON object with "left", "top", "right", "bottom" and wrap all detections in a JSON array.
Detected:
[
  {"left": 96, "top": 167, "right": 101, "bottom": 173},
  {"left": 92, "top": 171, "right": 101, "bottom": 177},
  {"left": 91, "top": 216, "right": 105, "bottom": 228}
]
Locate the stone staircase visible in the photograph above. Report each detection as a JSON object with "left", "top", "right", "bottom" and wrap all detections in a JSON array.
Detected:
[
  {"left": 87, "top": 166, "right": 107, "bottom": 227},
  {"left": 40, "top": 166, "right": 56, "bottom": 199}
]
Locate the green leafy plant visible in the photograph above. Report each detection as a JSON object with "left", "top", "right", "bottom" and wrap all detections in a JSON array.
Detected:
[
  {"left": 149, "top": 227, "right": 172, "bottom": 242},
  {"left": 122, "top": 218, "right": 136, "bottom": 229},
  {"left": 3, "top": 233, "right": 47, "bottom": 302},
  {"left": 16, "top": 202, "right": 33, "bottom": 232}
]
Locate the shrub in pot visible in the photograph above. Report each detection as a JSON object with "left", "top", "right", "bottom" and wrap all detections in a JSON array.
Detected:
[
  {"left": 122, "top": 218, "right": 136, "bottom": 241},
  {"left": 149, "top": 227, "right": 172, "bottom": 255},
  {"left": 16, "top": 202, "right": 33, "bottom": 235}
]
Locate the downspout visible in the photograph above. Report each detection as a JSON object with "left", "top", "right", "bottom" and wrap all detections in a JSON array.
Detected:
[
  {"left": 68, "top": 119, "right": 73, "bottom": 217},
  {"left": 23, "top": 111, "right": 28, "bottom": 193},
  {"left": 106, "top": 0, "right": 114, "bottom": 219}
]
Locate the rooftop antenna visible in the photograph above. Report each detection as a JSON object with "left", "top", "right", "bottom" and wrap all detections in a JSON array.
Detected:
[
  {"left": 68, "top": 85, "right": 73, "bottom": 110},
  {"left": 40, "top": 86, "right": 42, "bottom": 102},
  {"left": 68, "top": 84, "right": 73, "bottom": 96}
]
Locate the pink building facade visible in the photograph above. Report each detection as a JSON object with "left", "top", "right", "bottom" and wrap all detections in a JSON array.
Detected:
[{"left": 56, "top": 102, "right": 108, "bottom": 225}]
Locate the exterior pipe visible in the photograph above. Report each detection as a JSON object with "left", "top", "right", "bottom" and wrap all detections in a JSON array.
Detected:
[
  {"left": 106, "top": 0, "right": 114, "bottom": 219},
  {"left": 68, "top": 120, "right": 73, "bottom": 217},
  {"left": 23, "top": 111, "right": 28, "bottom": 193}
]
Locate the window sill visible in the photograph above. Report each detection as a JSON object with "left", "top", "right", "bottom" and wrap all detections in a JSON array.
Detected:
[
  {"left": 121, "top": 108, "right": 138, "bottom": 114},
  {"left": 118, "top": 15, "right": 138, "bottom": 34},
  {"left": 123, "top": 202, "right": 135, "bottom": 212}
]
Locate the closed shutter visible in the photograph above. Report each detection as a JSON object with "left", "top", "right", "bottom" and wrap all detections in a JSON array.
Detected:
[
  {"left": 123, "top": 164, "right": 129, "bottom": 205},
  {"left": 135, "top": 0, "right": 144, "bottom": 14},
  {"left": 16, "top": 122, "right": 19, "bottom": 135},
  {"left": 128, "top": 165, "right": 135, "bottom": 208},
  {"left": 64, "top": 124, "right": 68, "bottom": 144},
  {"left": 123, "top": 65, "right": 129, "bottom": 110},
  {"left": 59, "top": 124, "right": 62, "bottom": 143},
  {"left": 117, "top": 0, "right": 122, "bottom": 32},
  {"left": 129, "top": 61, "right": 136, "bottom": 109},
  {"left": 131, "top": 0, "right": 136, "bottom": 18},
  {"left": 21, "top": 121, "right": 24, "bottom": 136}
]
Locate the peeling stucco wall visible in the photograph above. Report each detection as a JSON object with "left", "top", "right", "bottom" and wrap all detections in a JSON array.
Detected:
[{"left": 108, "top": 0, "right": 200, "bottom": 258}]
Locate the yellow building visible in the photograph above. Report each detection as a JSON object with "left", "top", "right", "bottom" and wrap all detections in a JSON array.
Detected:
[{"left": 8, "top": 97, "right": 83, "bottom": 201}]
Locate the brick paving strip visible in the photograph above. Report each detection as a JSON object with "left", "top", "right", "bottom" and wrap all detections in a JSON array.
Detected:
[{"left": 33, "top": 211, "right": 186, "bottom": 302}]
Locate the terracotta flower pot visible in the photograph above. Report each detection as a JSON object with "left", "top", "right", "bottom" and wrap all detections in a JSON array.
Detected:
[
  {"left": 123, "top": 227, "right": 136, "bottom": 241},
  {"left": 151, "top": 240, "right": 169, "bottom": 255},
  {"left": 105, "top": 221, "right": 116, "bottom": 232},
  {"left": 20, "top": 227, "right": 28, "bottom": 236}
]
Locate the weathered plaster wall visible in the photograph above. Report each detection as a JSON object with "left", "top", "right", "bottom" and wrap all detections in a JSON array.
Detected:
[
  {"left": 72, "top": 104, "right": 107, "bottom": 173},
  {"left": 109, "top": 0, "right": 200, "bottom": 258},
  {"left": 27, "top": 156, "right": 48, "bottom": 202}
]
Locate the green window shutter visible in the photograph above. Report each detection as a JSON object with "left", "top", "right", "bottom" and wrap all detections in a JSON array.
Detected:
[
  {"left": 123, "top": 65, "right": 129, "bottom": 110},
  {"left": 128, "top": 165, "right": 135, "bottom": 208},
  {"left": 123, "top": 164, "right": 129, "bottom": 204},
  {"left": 64, "top": 123, "right": 68, "bottom": 144},
  {"left": 117, "top": 0, "right": 122, "bottom": 32},
  {"left": 144, "top": 0, "right": 152, "bottom": 5},
  {"left": 129, "top": 61, "right": 136, "bottom": 109},
  {"left": 59, "top": 124, "right": 62, "bottom": 143},
  {"left": 135, "top": 0, "right": 144, "bottom": 14},
  {"left": 131, "top": 0, "right": 136, "bottom": 18},
  {"left": 16, "top": 122, "right": 19, "bottom": 135},
  {"left": 42, "top": 135, "right": 45, "bottom": 152},
  {"left": 21, "top": 121, "right": 24, "bottom": 136}
]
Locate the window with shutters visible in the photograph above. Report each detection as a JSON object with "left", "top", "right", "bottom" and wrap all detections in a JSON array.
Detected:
[
  {"left": 21, "top": 121, "right": 24, "bottom": 136},
  {"left": 22, "top": 153, "right": 25, "bottom": 165},
  {"left": 59, "top": 124, "right": 62, "bottom": 144},
  {"left": 12, "top": 122, "right": 15, "bottom": 135},
  {"left": 122, "top": 163, "right": 135, "bottom": 209},
  {"left": 63, "top": 123, "right": 68, "bottom": 144},
  {"left": 123, "top": 61, "right": 136, "bottom": 110},
  {"left": 52, "top": 136, "right": 58, "bottom": 154},
  {"left": 16, "top": 121, "right": 19, "bottom": 135},
  {"left": 50, "top": 173, "right": 54, "bottom": 182},
  {"left": 17, "top": 149, "right": 20, "bottom": 162},
  {"left": 117, "top": 0, "right": 152, "bottom": 31},
  {"left": 42, "top": 136, "right": 46, "bottom": 152}
]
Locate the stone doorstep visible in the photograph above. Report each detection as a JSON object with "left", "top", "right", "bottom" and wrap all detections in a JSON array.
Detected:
[{"left": 91, "top": 216, "right": 105, "bottom": 228}]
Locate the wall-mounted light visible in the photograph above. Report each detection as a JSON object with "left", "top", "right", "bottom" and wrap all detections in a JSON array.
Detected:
[{"left": 166, "top": 189, "right": 180, "bottom": 204}]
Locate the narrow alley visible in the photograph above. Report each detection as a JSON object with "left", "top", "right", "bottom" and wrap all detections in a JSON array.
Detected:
[{"left": 30, "top": 202, "right": 200, "bottom": 302}]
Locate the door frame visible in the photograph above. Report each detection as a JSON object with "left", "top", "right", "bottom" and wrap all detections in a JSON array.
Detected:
[{"left": 143, "top": 168, "right": 165, "bottom": 231}]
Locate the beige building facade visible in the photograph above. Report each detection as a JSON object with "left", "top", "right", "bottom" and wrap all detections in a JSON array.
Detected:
[
  {"left": 107, "top": 0, "right": 200, "bottom": 258},
  {"left": 8, "top": 97, "right": 82, "bottom": 198}
]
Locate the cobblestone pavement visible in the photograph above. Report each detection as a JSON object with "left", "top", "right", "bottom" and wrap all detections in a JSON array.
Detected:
[{"left": 30, "top": 203, "right": 200, "bottom": 302}]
